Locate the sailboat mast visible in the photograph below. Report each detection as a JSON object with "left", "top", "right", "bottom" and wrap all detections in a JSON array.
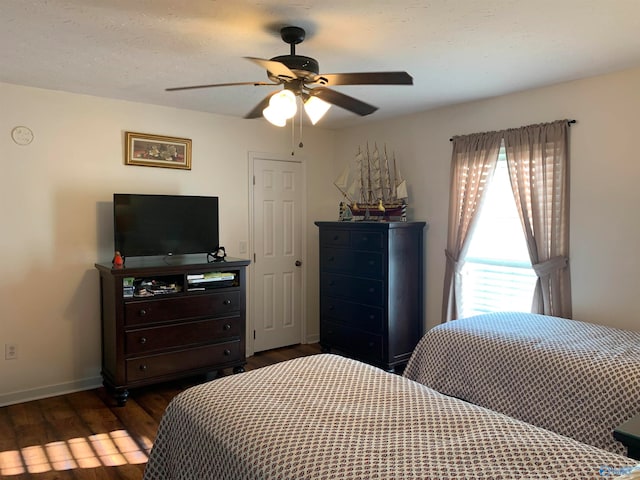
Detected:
[
  {"left": 359, "top": 146, "right": 367, "bottom": 203},
  {"left": 366, "top": 143, "right": 374, "bottom": 204},
  {"left": 371, "top": 143, "right": 384, "bottom": 202},
  {"left": 392, "top": 154, "right": 398, "bottom": 199},
  {"left": 383, "top": 144, "right": 393, "bottom": 202}
]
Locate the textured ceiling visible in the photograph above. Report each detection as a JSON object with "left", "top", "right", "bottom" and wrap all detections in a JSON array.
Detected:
[{"left": 3, "top": 0, "right": 640, "bottom": 129}]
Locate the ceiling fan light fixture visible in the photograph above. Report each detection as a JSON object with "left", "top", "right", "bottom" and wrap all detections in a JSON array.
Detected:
[
  {"left": 304, "top": 96, "right": 331, "bottom": 125},
  {"left": 268, "top": 89, "right": 297, "bottom": 119},
  {"left": 262, "top": 105, "right": 287, "bottom": 127}
]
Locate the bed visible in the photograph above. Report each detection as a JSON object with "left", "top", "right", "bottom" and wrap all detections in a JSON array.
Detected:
[
  {"left": 404, "top": 312, "right": 640, "bottom": 455},
  {"left": 143, "top": 354, "right": 638, "bottom": 480}
]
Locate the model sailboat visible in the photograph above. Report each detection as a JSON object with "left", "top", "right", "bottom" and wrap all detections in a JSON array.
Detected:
[{"left": 334, "top": 144, "right": 408, "bottom": 221}]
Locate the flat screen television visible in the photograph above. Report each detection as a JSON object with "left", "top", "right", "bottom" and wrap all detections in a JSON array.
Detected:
[{"left": 113, "top": 193, "right": 219, "bottom": 258}]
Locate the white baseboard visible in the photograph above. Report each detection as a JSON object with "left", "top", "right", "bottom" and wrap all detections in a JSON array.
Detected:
[
  {"left": 0, "top": 376, "right": 103, "bottom": 407},
  {"left": 306, "top": 333, "right": 319, "bottom": 344}
]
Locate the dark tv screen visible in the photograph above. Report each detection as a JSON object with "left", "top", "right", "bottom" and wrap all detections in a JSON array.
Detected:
[{"left": 113, "top": 194, "right": 219, "bottom": 258}]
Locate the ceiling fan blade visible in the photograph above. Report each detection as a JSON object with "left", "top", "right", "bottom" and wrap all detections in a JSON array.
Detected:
[
  {"left": 244, "top": 90, "right": 280, "bottom": 119},
  {"left": 313, "top": 71, "right": 413, "bottom": 86},
  {"left": 166, "top": 81, "right": 276, "bottom": 92},
  {"left": 308, "top": 87, "right": 378, "bottom": 116},
  {"left": 244, "top": 57, "right": 297, "bottom": 80}
]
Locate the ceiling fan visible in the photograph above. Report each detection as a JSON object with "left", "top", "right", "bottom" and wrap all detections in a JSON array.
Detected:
[{"left": 166, "top": 26, "right": 413, "bottom": 125}]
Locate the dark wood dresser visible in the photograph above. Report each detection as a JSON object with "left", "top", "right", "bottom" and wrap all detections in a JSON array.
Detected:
[
  {"left": 315, "top": 221, "right": 427, "bottom": 372},
  {"left": 95, "top": 256, "right": 249, "bottom": 405}
]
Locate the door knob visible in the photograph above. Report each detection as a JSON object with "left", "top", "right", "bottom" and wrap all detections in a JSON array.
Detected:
[{"left": 295, "top": 260, "right": 302, "bottom": 267}]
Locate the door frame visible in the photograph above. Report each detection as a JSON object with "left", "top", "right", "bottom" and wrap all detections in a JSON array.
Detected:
[{"left": 247, "top": 151, "right": 307, "bottom": 356}]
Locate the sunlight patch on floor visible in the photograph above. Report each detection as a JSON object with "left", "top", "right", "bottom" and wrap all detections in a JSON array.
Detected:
[{"left": 0, "top": 429, "right": 151, "bottom": 476}]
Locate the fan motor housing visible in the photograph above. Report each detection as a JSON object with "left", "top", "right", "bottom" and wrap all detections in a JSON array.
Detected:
[{"left": 270, "top": 55, "right": 319, "bottom": 80}]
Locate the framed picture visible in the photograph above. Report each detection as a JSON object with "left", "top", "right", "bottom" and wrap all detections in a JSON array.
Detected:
[{"left": 124, "top": 132, "right": 192, "bottom": 170}]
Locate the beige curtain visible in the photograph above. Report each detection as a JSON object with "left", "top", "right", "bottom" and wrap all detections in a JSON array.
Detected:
[
  {"left": 442, "top": 131, "right": 502, "bottom": 323},
  {"left": 504, "top": 120, "right": 572, "bottom": 318}
]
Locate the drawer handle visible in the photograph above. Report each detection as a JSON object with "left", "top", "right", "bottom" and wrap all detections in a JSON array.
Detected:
[
  {"left": 223, "top": 324, "right": 232, "bottom": 330},
  {"left": 139, "top": 337, "right": 147, "bottom": 344},
  {"left": 139, "top": 364, "right": 148, "bottom": 372},
  {"left": 333, "top": 235, "right": 339, "bottom": 241},
  {"left": 362, "top": 236, "right": 368, "bottom": 241},
  {"left": 368, "top": 287, "right": 375, "bottom": 293},
  {"left": 369, "top": 314, "right": 375, "bottom": 320},
  {"left": 223, "top": 299, "right": 232, "bottom": 305},
  {"left": 328, "top": 305, "right": 335, "bottom": 311},
  {"left": 139, "top": 309, "right": 147, "bottom": 316},
  {"left": 224, "top": 349, "right": 231, "bottom": 356},
  {"left": 328, "top": 256, "right": 335, "bottom": 262},
  {"left": 368, "top": 260, "right": 375, "bottom": 266},
  {"left": 368, "top": 342, "right": 375, "bottom": 348}
]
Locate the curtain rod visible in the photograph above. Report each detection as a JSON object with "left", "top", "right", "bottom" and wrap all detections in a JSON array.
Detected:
[{"left": 449, "top": 119, "right": 577, "bottom": 142}]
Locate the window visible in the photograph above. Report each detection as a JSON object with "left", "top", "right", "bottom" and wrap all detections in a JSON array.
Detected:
[
  {"left": 444, "top": 120, "right": 571, "bottom": 322},
  {"left": 459, "top": 144, "right": 537, "bottom": 318}
]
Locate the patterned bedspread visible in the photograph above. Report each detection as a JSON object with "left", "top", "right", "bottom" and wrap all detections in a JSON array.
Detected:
[
  {"left": 404, "top": 312, "right": 640, "bottom": 455},
  {"left": 143, "top": 354, "right": 637, "bottom": 480}
]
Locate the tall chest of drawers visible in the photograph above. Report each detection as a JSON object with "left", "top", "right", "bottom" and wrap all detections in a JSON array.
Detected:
[
  {"left": 95, "top": 257, "right": 249, "bottom": 405},
  {"left": 315, "top": 221, "right": 426, "bottom": 371}
]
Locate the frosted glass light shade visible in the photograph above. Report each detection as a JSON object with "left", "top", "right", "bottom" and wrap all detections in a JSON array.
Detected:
[
  {"left": 304, "top": 96, "right": 331, "bottom": 124},
  {"left": 269, "top": 90, "right": 297, "bottom": 119},
  {"left": 262, "top": 106, "right": 287, "bottom": 127}
]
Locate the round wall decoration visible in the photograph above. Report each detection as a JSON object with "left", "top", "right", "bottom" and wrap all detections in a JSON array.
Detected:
[{"left": 11, "top": 126, "right": 34, "bottom": 145}]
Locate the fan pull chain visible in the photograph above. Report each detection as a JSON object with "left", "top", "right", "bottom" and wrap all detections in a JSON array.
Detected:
[
  {"left": 298, "top": 101, "right": 304, "bottom": 149},
  {"left": 290, "top": 96, "right": 305, "bottom": 155}
]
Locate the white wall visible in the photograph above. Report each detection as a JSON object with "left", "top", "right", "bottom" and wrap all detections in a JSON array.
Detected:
[
  {"left": 0, "top": 82, "right": 335, "bottom": 405},
  {"left": 3, "top": 65, "right": 639, "bottom": 405},
  {"left": 333, "top": 66, "right": 640, "bottom": 333}
]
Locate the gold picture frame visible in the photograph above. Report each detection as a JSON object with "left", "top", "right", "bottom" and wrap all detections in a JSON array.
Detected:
[{"left": 124, "top": 132, "right": 192, "bottom": 170}]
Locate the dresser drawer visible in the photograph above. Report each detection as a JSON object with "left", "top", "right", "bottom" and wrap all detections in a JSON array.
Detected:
[
  {"left": 321, "top": 273, "right": 384, "bottom": 306},
  {"left": 321, "top": 247, "right": 354, "bottom": 273},
  {"left": 321, "top": 321, "right": 383, "bottom": 362},
  {"left": 126, "top": 341, "right": 241, "bottom": 382},
  {"left": 125, "top": 317, "right": 241, "bottom": 355},
  {"left": 125, "top": 291, "right": 240, "bottom": 326},
  {"left": 321, "top": 296, "right": 384, "bottom": 334},
  {"left": 354, "top": 252, "right": 384, "bottom": 277},
  {"left": 321, "top": 248, "right": 383, "bottom": 278},
  {"left": 351, "top": 231, "right": 384, "bottom": 251},
  {"left": 319, "top": 229, "right": 351, "bottom": 247}
]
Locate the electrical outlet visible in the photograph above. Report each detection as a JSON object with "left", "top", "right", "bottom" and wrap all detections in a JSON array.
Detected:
[
  {"left": 239, "top": 241, "right": 247, "bottom": 254},
  {"left": 5, "top": 343, "right": 17, "bottom": 360}
]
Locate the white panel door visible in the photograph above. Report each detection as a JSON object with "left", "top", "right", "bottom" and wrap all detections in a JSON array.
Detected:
[{"left": 252, "top": 157, "right": 303, "bottom": 352}]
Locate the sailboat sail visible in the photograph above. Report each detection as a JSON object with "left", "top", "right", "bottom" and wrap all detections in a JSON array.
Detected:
[
  {"left": 393, "top": 153, "right": 408, "bottom": 199},
  {"left": 334, "top": 164, "right": 351, "bottom": 200},
  {"left": 396, "top": 178, "right": 408, "bottom": 199},
  {"left": 370, "top": 144, "right": 383, "bottom": 202},
  {"left": 347, "top": 175, "right": 360, "bottom": 202}
]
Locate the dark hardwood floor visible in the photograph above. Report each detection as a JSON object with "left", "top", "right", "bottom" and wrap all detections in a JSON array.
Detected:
[{"left": 0, "top": 343, "right": 321, "bottom": 480}]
